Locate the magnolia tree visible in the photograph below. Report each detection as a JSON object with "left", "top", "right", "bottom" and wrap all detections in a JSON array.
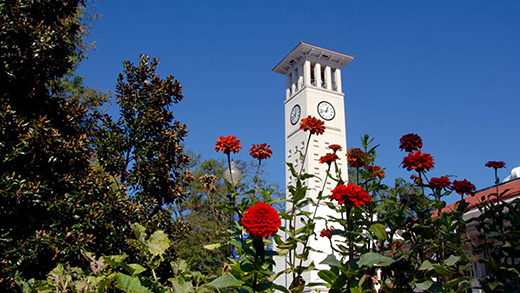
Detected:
[{"left": 21, "top": 115, "right": 519, "bottom": 293}]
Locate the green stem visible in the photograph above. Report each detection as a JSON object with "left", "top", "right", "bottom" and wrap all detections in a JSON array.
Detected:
[
  {"left": 253, "top": 159, "right": 262, "bottom": 199},
  {"left": 227, "top": 154, "right": 234, "bottom": 193},
  {"left": 290, "top": 133, "right": 313, "bottom": 281},
  {"left": 298, "top": 134, "right": 312, "bottom": 177},
  {"left": 226, "top": 153, "right": 236, "bottom": 258},
  {"left": 295, "top": 162, "right": 332, "bottom": 279},
  {"left": 346, "top": 206, "right": 353, "bottom": 292}
]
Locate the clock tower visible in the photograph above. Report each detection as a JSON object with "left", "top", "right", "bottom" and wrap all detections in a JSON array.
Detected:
[{"left": 272, "top": 42, "right": 355, "bottom": 289}]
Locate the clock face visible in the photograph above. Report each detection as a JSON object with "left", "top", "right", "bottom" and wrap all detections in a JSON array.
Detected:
[
  {"left": 290, "top": 104, "right": 301, "bottom": 125},
  {"left": 317, "top": 101, "right": 335, "bottom": 120}
]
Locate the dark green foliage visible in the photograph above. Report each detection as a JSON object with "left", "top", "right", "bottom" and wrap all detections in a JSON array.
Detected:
[
  {"left": 52, "top": 73, "right": 111, "bottom": 111},
  {"left": 17, "top": 224, "right": 212, "bottom": 293},
  {"left": 474, "top": 191, "right": 520, "bottom": 292},
  {"left": 173, "top": 152, "right": 283, "bottom": 277},
  {"left": 91, "top": 55, "right": 191, "bottom": 207},
  {"left": 1, "top": 1, "right": 191, "bottom": 290},
  {"left": 1, "top": 0, "right": 92, "bottom": 287},
  {"left": 173, "top": 156, "right": 239, "bottom": 276},
  {"left": 1, "top": 0, "right": 83, "bottom": 99}
]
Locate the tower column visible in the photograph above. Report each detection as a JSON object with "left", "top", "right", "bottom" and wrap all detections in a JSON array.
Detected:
[
  {"left": 314, "top": 63, "right": 321, "bottom": 88},
  {"left": 303, "top": 60, "right": 311, "bottom": 87},
  {"left": 291, "top": 71, "right": 297, "bottom": 95},
  {"left": 334, "top": 68, "right": 342, "bottom": 92},
  {"left": 286, "top": 73, "right": 292, "bottom": 99},
  {"left": 297, "top": 65, "right": 303, "bottom": 90},
  {"left": 324, "top": 66, "right": 332, "bottom": 90}
]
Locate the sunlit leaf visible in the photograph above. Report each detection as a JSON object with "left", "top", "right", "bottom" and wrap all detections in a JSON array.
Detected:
[{"left": 358, "top": 252, "right": 395, "bottom": 267}]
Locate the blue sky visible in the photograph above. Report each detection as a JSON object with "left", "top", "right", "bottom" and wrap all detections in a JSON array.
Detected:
[{"left": 78, "top": 1, "right": 520, "bottom": 204}]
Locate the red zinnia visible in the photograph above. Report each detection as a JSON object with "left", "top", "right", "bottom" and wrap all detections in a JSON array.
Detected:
[
  {"left": 320, "top": 229, "right": 332, "bottom": 238},
  {"left": 241, "top": 202, "right": 281, "bottom": 239},
  {"left": 347, "top": 148, "right": 367, "bottom": 168},
  {"left": 320, "top": 227, "right": 335, "bottom": 238},
  {"left": 485, "top": 161, "right": 506, "bottom": 170},
  {"left": 399, "top": 133, "right": 423, "bottom": 152},
  {"left": 386, "top": 241, "right": 403, "bottom": 250},
  {"left": 250, "top": 143, "right": 272, "bottom": 160},
  {"left": 367, "top": 165, "right": 385, "bottom": 179},
  {"left": 402, "top": 150, "right": 434, "bottom": 172},
  {"left": 328, "top": 144, "right": 342, "bottom": 152},
  {"left": 300, "top": 116, "right": 325, "bottom": 135},
  {"left": 215, "top": 135, "right": 241, "bottom": 155},
  {"left": 330, "top": 183, "right": 371, "bottom": 208},
  {"left": 429, "top": 176, "right": 451, "bottom": 190},
  {"left": 319, "top": 153, "right": 339, "bottom": 165},
  {"left": 451, "top": 179, "right": 476, "bottom": 196}
]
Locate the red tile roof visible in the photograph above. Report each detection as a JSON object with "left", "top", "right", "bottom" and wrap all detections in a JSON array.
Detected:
[{"left": 441, "top": 178, "right": 520, "bottom": 214}]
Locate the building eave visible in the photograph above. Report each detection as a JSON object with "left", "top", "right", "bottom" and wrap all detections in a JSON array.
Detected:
[{"left": 272, "top": 41, "right": 355, "bottom": 75}]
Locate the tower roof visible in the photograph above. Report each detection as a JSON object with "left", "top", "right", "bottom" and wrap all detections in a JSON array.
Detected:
[{"left": 272, "top": 42, "right": 355, "bottom": 75}]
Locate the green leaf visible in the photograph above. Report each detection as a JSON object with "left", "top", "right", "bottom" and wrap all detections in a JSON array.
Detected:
[
  {"left": 269, "top": 283, "right": 291, "bottom": 293},
  {"left": 205, "top": 273, "right": 244, "bottom": 288},
  {"left": 432, "top": 264, "right": 450, "bottom": 276},
  {"left": 369, "top": 223, "right": 387, "bottom": 240},
  {"left": 332, "top": 272, "right": 348, "bottom": 289},
  {"left": 146, "top": 230, "right": 170, "bottom": 257},
  {"left": 507, "top": 267, "right": 520, "bottom": 276},
  {"left": 299, "top": 173, "right": 315, "bottom": 181},
  {"left": 256, "top": 282, "right": 275, "bottom": 291},
  {"left": 414, "top": 280, "right": 433, "bottom": 291},
  {"left": 488, "top": 281, "right": 503, "bottom": 290},
  {"left": 103, "top": 254, "right": 127, "bottom": 268},
  {"left": 127, "top": 264, "right": 147, "bottom": 276},
  {"left": 280, "top": 212, "right": 293, "bottom": 221},
  {"left": 286, "top": 162, "right": 298, "bottom": 177},
  {"left": 418, "top": 259, "right": 433, "bottom": 271},
  {"left": 171, "top": 259, "right": 188, "bottom": 276},
  {"left": 132, "top": 223, "right": 147, "bottom": 243},
  {"left": 445, "top": 255, "right": 461, "bottom": 267},
  {"left": 454, "top": 281, "right": 472, "bottom": 293},
  {"left": 318, "top": 270, "right": 337, "bottom": 285},
  {"left": 293, "top": 186, "right": 308, "bottom": 201},
  {"left": 357, "top": 252, "right": 395, "bottom": 267},
  {"left": 203, "top": 243, "right": 222, "bottom": 250},
  {"left": 320, "top": 254, "right": 342, "bottom": 267},
  {"left": 170, "top": 278, "right": 193, "bottom": 292},
  {"left": 116, "top": 272, "right": 152, "bottom": 293}
]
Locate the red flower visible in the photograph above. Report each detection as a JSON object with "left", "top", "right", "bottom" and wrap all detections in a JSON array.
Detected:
[
  {"left": 451, "top": 179, "right": 476, "bottom": 196},
  {"left": 241, "top": 202, "right": 281, "bottom": 239},
  {"left": 485, "top": 161, "right": 506, "bottom": 170},
  {"left": 347, "top": 148, "right": 367, "bottom": 168},
  {"left": 330, "top": 183, "right": 371, "bottom": 208},
  {"left": 386, "top": 241, "right": 403, "bottom": 250},
  {"left": 402, "top": 150, "right": 434, "bottom": 172},
  {"left": 215, "top": 135, "right": 241, "bottom": 155},
  {"left": 399, "top": 133, "right": 423, "bottom": 152},
  {"left": 328, "top": 144, "right": 342, "bottom": 152},
  {"left": 429, "top": 176, "right": 451, "bottom": 190},
  {"left": 320, "top": 230, "right": 332, "bottom": 238},
  {"left": 319, "top": 153, "right": 339, "bottom": 165},
  {"left": 367, "top": 165, "right": 385, "bottom": 179},
  {"left": 250, "top": 143, "right": 272, "bottom": 160},
  {"left": 320, "top": 227, "right": 335, "bottom": 238},
  {"left": 300, "top": 116, "right": 325, "bottom": 135}
]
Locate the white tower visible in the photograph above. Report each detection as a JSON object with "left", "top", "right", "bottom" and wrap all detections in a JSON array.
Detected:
[{"left": 272, "top": 42, "right": 355, "bottom": 290}]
